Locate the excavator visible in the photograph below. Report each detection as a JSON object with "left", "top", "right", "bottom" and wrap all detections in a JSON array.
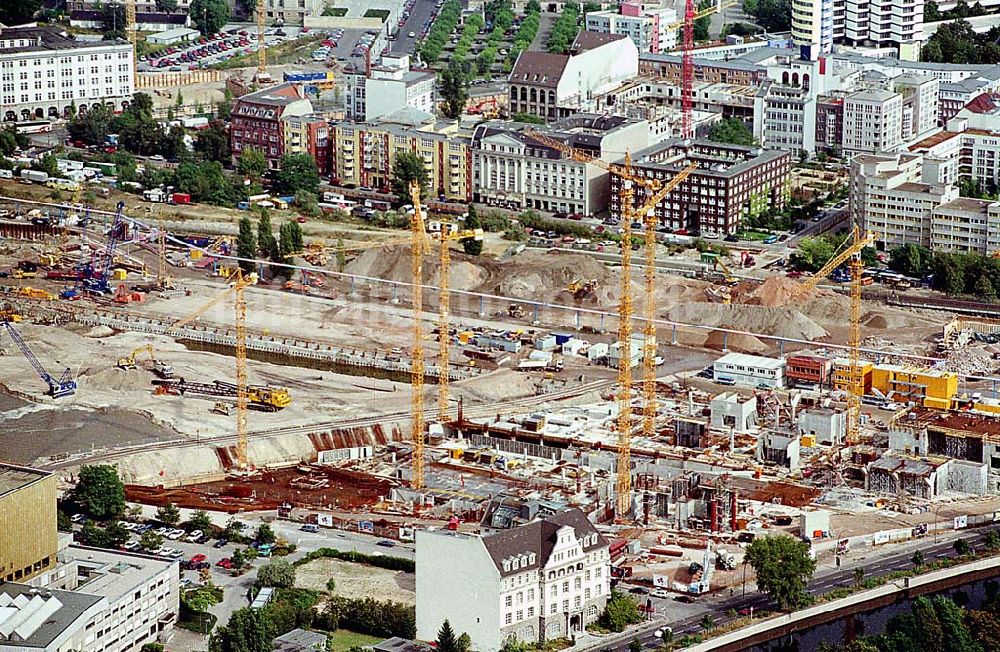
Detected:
[
  {"left": 116, "top": 343, "right": 174, "bottom": 378},
  {"left": 566, "top": 278, "right": 599, "bottom": 300}
]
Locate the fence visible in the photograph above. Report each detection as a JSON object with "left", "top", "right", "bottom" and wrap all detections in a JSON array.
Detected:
[{"left": 137, "top": 70, "right": 222, "bottom": 88}]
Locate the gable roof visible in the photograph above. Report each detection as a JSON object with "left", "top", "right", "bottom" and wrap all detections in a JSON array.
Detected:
[
  {"left": 480, "top": 508, "right": 607, "bottom": 578},
  {"left": 964, "top": 92, "right": 1000, "bottom": 115},
  {"left": 570, "top": 30, "right": 626, "bottom": 53},
  {"left": 509, "top": 51, "right": 569, "bottom": 88}
]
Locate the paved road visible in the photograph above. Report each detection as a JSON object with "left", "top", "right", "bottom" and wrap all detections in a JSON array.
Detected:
[
  {"left": 787, "top": 207, "right": 849, "bottom": 247},
  {"left": 392, "top": 0, "right": 441, "bottom": 55},
  {"left": 593, "top": 527, "right": 997, "bottom": 651}
]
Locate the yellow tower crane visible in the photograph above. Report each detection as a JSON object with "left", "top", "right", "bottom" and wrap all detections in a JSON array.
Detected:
[
  {"left": 255, "top": 0, "right": 271, "bottom": 84},
  {"left": 124, "top": 0, "right": 137, "bottom": 89},
  {"left": 409, "top": 181, "right": 430, "bottom": 490},
  {"left": 635, "top": 162, "right": 699, "bottom": 447},
  {"left": 792, "top": 226, "right": 874, "bottom": 444},
  {"left": 524, "top": 129, "right": 668, "bottom": 518},
  {"left": 169, "top": 270, "right": 258, "bottom": 471},
  {"left": 664, "top": 0, "right": 736, "bottom": 30}
]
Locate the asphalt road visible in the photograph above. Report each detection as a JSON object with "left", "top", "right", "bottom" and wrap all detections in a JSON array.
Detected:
[
  {"left": 391, "top": 0, "right": 442, "bottom": 55},
  {"left": 599, "top": 528, "right": 997, "bottom": 651}
]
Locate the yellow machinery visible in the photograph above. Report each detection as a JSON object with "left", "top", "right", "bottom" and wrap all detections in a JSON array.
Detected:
[
  {"left": 169, "top": 270, "right": 259, "bottom": 471},
  {"left": 409, "top": 181, "right": 430, "bottom": 490},
  {"left": 18, "top": 287, "right": 54, "bottom": 301},
  {"left": 665, "top": 0, "right": 736, "bottom": 29},
  {"left": 117, "top": 343, "right": 155, "bottom": 370},
  {"left": 637, "top": 163, "right": 698, "bottom": 453},
  {"left": 712, "top": 256, "right": 739, "bottom": 285},
  {"left": 255, "top": 0, "right": 271, "bottom": 84},
  {"left": 524, "top": 129, "right": 697, "bottom": 518},
  {"left": 793, "top": 226, "right": 874, "bottom": 444}
]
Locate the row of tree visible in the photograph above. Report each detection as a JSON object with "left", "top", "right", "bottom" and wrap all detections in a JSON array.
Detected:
[
  {"left": 420, "top": 0, "right": 464, "bottom": 64},
  {"left": 547, "top": 4, "right": 581, "bottom": 54},
  {"left": 889, "top": 243, "right": 1000, "bottom": 298},
  {"left": 921, "top": 20, "right": 1000, "bottom": 64},
  {"left": 503, "top": 0, "right": 542, "bottom": 72},
  {"left": 924, "top": 0, "right": 993, "bottom": 22},
  {"left": 741, "top": 0, "right": 791, "bottom": 33}
]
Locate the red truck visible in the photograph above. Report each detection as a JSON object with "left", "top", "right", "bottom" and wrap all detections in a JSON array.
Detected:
[
  {"left": 169, "top": 192, "right": 192, "bottom": 205},
  {"left": 46, "top": 270, "right": 84, "bottom": 281}
]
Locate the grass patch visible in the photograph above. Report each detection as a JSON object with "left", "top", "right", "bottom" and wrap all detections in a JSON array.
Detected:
[
  {"left": 326, "top": 628, "right": 383, "bottom": 651},
  {"left": 322, "top": 5, "right": 348, "bottom": 16},
  {"left": 295, "top": 548, "right": 415, "bottom": 573},
  {"left": 363, "top": 8, "right": 390, "bottom": 20},
  {"left": 210, "top": 35, "right": 324, "bottom": 70}
]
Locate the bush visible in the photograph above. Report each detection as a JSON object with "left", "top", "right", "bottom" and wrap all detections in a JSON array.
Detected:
[
  {"left": 318, "top": 596, "right": 416, "bottom": 639},
  {"left": 295, "top": 547, "right": 415, "bottom": 573}
]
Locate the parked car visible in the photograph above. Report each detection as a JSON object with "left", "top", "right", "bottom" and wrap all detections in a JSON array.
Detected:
[
  {"left": 216, "top": 558, "right": 234, "bottom": 569},
  {"left": 186, "top": 530, "right": 204, "bottom": 542},
  {"left": 213, "top": 539, "right": 228, "bottom": 549},
  {"left": 190, "top": 554, "right": 207, "bottom": 564},
  {"left": 123, "top": 540, "right": 140, "bottom": 551},
  {"left": 376, "top": 540, "right": 395, "bottom": 548},
  {"left": 167, "top": 529, "right": 185, "bottom": 540},
  {"left": 674, "top": 594, "right": 696, "bottom": 603},
  {"left": 70, "top": 514, "right": 87, "bottom": 523}
]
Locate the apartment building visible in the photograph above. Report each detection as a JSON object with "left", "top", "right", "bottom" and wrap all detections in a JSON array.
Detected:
[
  {"left": 638, "top": 52, "right": 767, "bottom": 86},
  {"left": 792, "top": 0, "right": 835, "bottom": 53},
  {"left": 850, "top": 152, "right": 959, "bottom": 249},
  {"left": 930, "top": 197, "right": 999, "bottom": 254},
  {"left": 471, "top": 115, "right": 651, "bottom": 216},
  {"left": 611, "top": 140, "right": 790, "bottom": 236},
  {"left": 343, "top": 54, "right": 435, "bottom": 123},
  {"left": 713, "top": 352, "right": 786, "bottom": 389},
  {"left": 842, "top": 0, "right": 923, "bottom": 47},
  {"left": 507, "top": 31, "right": 638, "bottom": 122},
  {"left": 331, "top": 108, "right": 473, "bottom": 202},
  {"left": 896, "top": 75, "right": 939, "bottom": 140},
  {"left": 584, "top": 2, "right": 677, "bottom": 54},
  {"left": 415, "top": 509, "right": 610, "bottom": 652},
  {"left": 0, "top": 26, "right": 134, "bottom": 122},
  {"left": 282, "top": 114, "right": 330, "bottom": 176},
  {"left": 230, "top": 83, "right": 313, "bottom": 170},
  {"left": 263, "top": 0, "right": 324, "bottom": 25},
  {"left": 842, "top": 88, "right": 903, "bottom": 155}
]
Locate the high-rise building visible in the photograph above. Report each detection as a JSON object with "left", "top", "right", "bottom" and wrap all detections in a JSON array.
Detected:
[
  {"left": 584, "top": 2, "right": 677, "bottom": 54},
  {"left": 792, "top": 0, "right": 835, "bottom": 53},
  {"left": 843, "top": 88, "right": 903, "bottom": 155},
  {"left": 843, "top": 0, "right": 923, "bottom": 47}
]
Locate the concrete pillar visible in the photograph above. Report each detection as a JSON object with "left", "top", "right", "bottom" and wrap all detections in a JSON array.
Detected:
[
  {"left": 722, "top": 331, "right": 729, "bottom": 352},
  {"left": 533, "top": 304, "right": 539, "bottom": 323},
  {"left": 479, "top": 295, "right": 485, "bottom": 316},
  {"left": 672, "top": 325, "right": 677, "bottom": 345},
  {"left": 779, "top": 340, "right": 784, "bottom": 356}
]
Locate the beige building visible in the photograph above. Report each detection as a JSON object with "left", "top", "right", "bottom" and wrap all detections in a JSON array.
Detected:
[
  {"left": 850, "top": 152, "right": 958, "bottom": 249},
  {"left": 931, "top": 197, "right": 1000, "bottom": 254},
  {"left": 0, "top": 464, "right": 57, "bottom": 584},
  {"left": 331, "top": 108, "right": 473, "bottom": 202},
  {"left": 843, "top": 89, "right": 903, "bottom": 155}
]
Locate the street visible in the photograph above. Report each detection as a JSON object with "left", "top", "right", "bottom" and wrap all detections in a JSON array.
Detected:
[{"left": 390, "top": 0, "right": 442, "bottom": 55}]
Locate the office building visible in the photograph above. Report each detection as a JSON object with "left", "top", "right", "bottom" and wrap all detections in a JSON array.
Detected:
[
  {"left": 712, "top": 352, "right": 786, "bottom": 389},
  {"left": 343, "top": 54, "right": 435, "bottom": 122},
  {"left": 842, "top": 0, "right": 923, "bottom": 47},
  {"left": 507, "top": 32, "right": 638, "bottom": 122},
  {"left": 0, "top": 26, "right": 134, "bottom": 122},
  {"left": 584, "top": 3, "right": 677, "bottom": 54},
  {"left": 471, "top": 114, "right": 651, "bottom": 216},
  {"left": 842, "top": 88, "right": 903, "bottom": 155},
  {"left": 0, "top": 464, "right": 57, "bottom": 584},
  {"left": 611, "top": 140, "right": 790, "bottom": 236},
  {"left": 416, "top": 509, "right": 610, "bottom": 652}
]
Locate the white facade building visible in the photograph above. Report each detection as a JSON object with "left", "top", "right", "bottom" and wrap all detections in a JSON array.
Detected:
[
  {"left": 842, "top": 0, "right": 923, "bottom": 47},
  {"left": 713, "top": 353, "right": 785, "bottom": 389},
  {"left": 850, "top": 152, "right": 960, "bottom": 249},
  {"left": 930, "top": 197, "right": 1000, "bottom": 254},
  {"left": 416, "top": 509, "right": 610, "bottom": 652},
  {"left": 0, "top": 26, "right": 134, "bottom": 123},
  {"left": 843, "top": 88, "right": 903, "bottom": 155},
  {"left": 584, "top": 3, "right": 677, "bottom": 54},
  {"left": 792, "top": 0, "right": 835, "bottom": 53},
  {"left": 344, "top": 54, "right": 435, "bottom": 122},
  {"left": 0, "top": 543, "right": 179, "bottom": 651}
]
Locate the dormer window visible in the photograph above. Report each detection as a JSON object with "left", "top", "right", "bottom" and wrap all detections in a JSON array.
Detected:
[{"left": 504, "top": 560, "right": 511, "bottom": 572}]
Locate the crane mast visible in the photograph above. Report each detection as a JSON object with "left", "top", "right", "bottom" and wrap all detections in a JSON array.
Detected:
[
  {"left": 615, "top": 157, "right": 635, "bottom": 519},
  {"left": 438, "top": 229, "right": 450, "bottom": 422},
  {"left": 410, "top": 181, "right": 428, "bottom": 490}
]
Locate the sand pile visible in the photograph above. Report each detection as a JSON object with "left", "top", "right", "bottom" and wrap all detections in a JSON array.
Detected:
[
  {"left": 343, "top": 245, "right": 488, "bottom": 291},
  {"left": 738, "top": 276, "right": 808, "bottom": 307},
  {"left": 703, "top": 330, "right": 770, "bottom": 353},
  {"left": 666, "top": 303, "right": 829, "bottom": 342},
  {"left": 494, "top": 251, "right": 615, "bottom": 302}
]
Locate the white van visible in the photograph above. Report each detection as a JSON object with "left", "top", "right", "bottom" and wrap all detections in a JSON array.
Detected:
[{"left": 0, "top": 169, "right": 12, "bottom": 179}]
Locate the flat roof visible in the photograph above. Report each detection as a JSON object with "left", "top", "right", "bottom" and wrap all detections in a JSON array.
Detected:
[
  {"left": 715, "top": 352, "right": 784, "bottom": 369},
  {"left": 936, "top": 197, "right": 994, "bottom": 214},
  {"left": 905, "top": 407, "right": 1000, "bottom": 438},
  {"left": 67, "top": 546, "right": 174, "bottom": 602},
  {"left": 0, "top": 464, "right": 50, "bottom": 500},
  {"left": 909, "top": 130, "right": 960, "bottom": 151}
]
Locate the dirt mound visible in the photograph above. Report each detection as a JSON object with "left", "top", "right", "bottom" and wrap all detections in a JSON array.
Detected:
[
  {"left": 704, "top": 330, "right": 770, "bottom": 353},
  {"left": 739, "top": 276, "right": 808, "bottom": 307},
  {"left": 863, "top": 313, "right": 888, "bottom": 329},
  {"left": 666, "top": 303, "right": 828, "bottom": 342},
  {"left": 493, "top": 251, "right": 615, "bottom": 302},
  {"left": 344, "top": 245, "right": 488, "bottom": 291}
]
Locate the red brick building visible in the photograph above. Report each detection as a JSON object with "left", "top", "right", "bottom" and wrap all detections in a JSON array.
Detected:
[
  {"left": 784, "top": 355, "right": 831, "bottom": 387},
  {"left": 230, "top": 83, "right": 314, "bottom": 170}
]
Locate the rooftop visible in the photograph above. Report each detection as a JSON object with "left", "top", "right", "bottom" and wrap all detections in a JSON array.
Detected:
[
  {"left": 964, "top": 91, "right": 1000, "bottom": 115},
  {"left": 908, "top": 130, "right": 960, "bottom": 151},
  {"left": 847, "top": 88, "right": 899, "bottom": 103},
  {"left": 509, "top": 51, "right": 569, "bottom": 87},
  {"left": 715, "top": 352, "right": 785, "bottom": 369},
  {"left": 935, "top": 197, "right": 995, "bottom": 214},
  {"left": 570, "top": 30, "right": 627, "bottom": 53},
  {"left": 0, "top": 464, "right": 50, "bottom": 500},
  {"left": 0, "top": 25, "right": 128, "bottom": 53},
  {"left": 67, "top": 546, "right": 174, "bottom": 602},
  {"left": 0, "top": 583, "right": 103, "bottom": 649},
  {"left": 373, "top": 637, "right": 434, "bottom": 652},
  {"left": 631, "top": 139, "right": 788, "bottom": 178},
  {"left": 273, "top": 628, "right": 329, "bottom": 652},
  {"left": 237, "top": 82, "right": 306, "bottom": 108},
  {"left": 903, "top": 407, "right": 1000, "bottom": 437},
  {"left": 481, "top": 508, "right": 607, "bottom": 577},
  {"left": 70, "top": 10, "right": 187, "bottom": 24}
]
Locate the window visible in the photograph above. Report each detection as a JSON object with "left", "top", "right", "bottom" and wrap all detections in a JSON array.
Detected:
[
  {"left": 506, "top": 613, "right": 512, "bottom": 625},
  {"left": 506, "top": 595, "right": 512, "bottom": 607}
]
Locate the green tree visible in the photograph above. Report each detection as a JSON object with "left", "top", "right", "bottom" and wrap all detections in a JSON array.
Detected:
[
  {"left": 854, "top": 566, "right": 865, "bottom": 588},
  {"left": 100, "top": 3, "right": 126, "bottom": 37},
  {"left": 255, "top": 523, "right": 276, "bottom": 546},
  {"left": 159, "top": 125, "right": 187, "bottom": 160},
  {"left": 141, "top": 644, "right": 165, "bottom": 652},
  {"left": 955, "top": 539, "right": 972, "bottom": 556},
  {"left": 742, "top": 0, "right": 792, "bottom": 31},
  {"left": 208, "top": 607, "right": 275, "bottom": 652},
  {"left": 792, "top": 236, "right": 837, "bottom": 272},
  {"left": 889, "top": 243, "right": 932, "bottom": 277},
  {"left": 275, "top": 153, "right": 320, "bottom": 196},
  {"left": 933, "top": 254, "right": 968, "bottom": 294},
  {"left": 118, "top": 93, "right": 164, "bottom": 156},
  {"left": 599, "top": 590, "right": 643, "bottom": 632},
  {"left": 966, "top": 609, "right": 1000, "bottom": 652},
  {"left": 925, "top": 0, "right": 941, "bottom": 20},
  {"left": 700, "top": 614, "right": 716, "bottom": 631},
  {"left": 73, "top": 465, "right": 126, "bottom": 521},
  {"left": 257, "top": 210, "right": 277, "bottom": 258},
  {"left": 0, "top": 0, "right": 42, "bottom": 25},
  {"left": 462, "top": 204, "right": 483, "bottom": 255},
  {"left": 236, "top": 216, "right": 257, "bottom": 274},
  {"left": 191, "top": 0, "right": 231, "bottom": 35},
  {"left": 708, "top": 117, "right": 755, "bottom": 146},
  {"left": 279, "top": 222, "right": 297, "bottom": 259},
  {"left": 694, "top": 0, "right": 712, "bottom": 40},
  {"left": 336, "top": 237, "right": 347, "bottom": 272},
  {"left": 912, "top": 550, "right": 925, "bottom": 568},
  {"left": 140, "top": 530, "right": 164, "bottom": 551},
  {"left": 457, "top": 633, "right": 472, "bottom": 652},
  {"left": 156, "top": 502, "right": 181, "bottom": 525},
  {"left": 744, "top": 534, "right": 817, "bottom": 610},
  {"left": 440, "top": 61, "right": 469, "bottom": 119},
  {"left": 293, "top": 189, "right": 319, "bottom": 216},
  {"left": 0, "top": 129, "right": 21, "bottom": 156},
  {"left": 195, "top": 120, "right": 230, "bottom": 163},
  {"left": 105, "top": 521, "right": 130, "bottom": 547},
  {"left": 112, "top": 151, "right": 138, "bottom": 184},
  {"left": 190, "top": 510, "right": 213, "bottom": 531},
  {"left": 547, "top": 3, "right": 581, "bottom": 53},
  {"left": 34, "top": 153, "right": 59, "bottom": 177},
  {"left": 257, "top": 558, "right": 296, "bottom": 588},
  {"left": 391, "top": 151, "right": 429, "bottom": 203},
  {"left": 155, "top": 0, "right": 178, "bottom": 11},
  {"left": 57, "top": 510, "right": 72, "bottom": 532},
  {"left": 231, "top": 547, "right": 248, "bottom": 570},
  {"left": 437, "top": 620, "right": 459, "bottom": 652},
  {"left": 987, "top": 530, "right": 1000, "bottom": 551},
  {"left": 238, "top": 148, "right": 268, "bottom": 179}
]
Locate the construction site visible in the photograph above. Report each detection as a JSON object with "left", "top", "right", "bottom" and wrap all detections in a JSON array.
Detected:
[{"left": 3, "top": 151, "right": 1000, "bottom": 599}]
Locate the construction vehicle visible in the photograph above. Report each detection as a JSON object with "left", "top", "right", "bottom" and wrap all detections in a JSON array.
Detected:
[
  {"left": 212, "top": 402, "right": 233, "bottom": 415},
  {"left": 168, "top": 270, "right": 262, "bottom": 472},
  {"left": 18, "top": 287, "right": 54, "bottom": 301},
  {"left": 117, "top": 344, "right": 174, "bottom": 378},
  {"left": 507, "top": 303, "right": 525, "bottom": 319},
  {"left": 711, "top": 257, "right": 739, "bottom": 286},
  {"left": 80, "top": 202, "right": 129, "bottom": 295},
  {"left": 152, "top": 379, "right": 292, "bottom": 411},
  {"left": 567, "top": 279, "right": 599, "bottom": 299},
  {"left": 1, "top": 320, "right": 76, "bottom": 397}
]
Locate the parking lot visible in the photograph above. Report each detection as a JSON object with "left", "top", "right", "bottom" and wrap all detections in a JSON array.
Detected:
[
  {"left": 390, "top": 0, "right": 441, "bottom": 55},
  {"left": 138, "top": 26, "right": 304, "bottom": 72}
]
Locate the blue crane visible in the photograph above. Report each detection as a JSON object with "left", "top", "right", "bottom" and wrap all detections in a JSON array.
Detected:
[
  {"left": 80, "top": 201, "right": 128, "bottom": 294},
  {"left": 1, "top": 321, "right": 76, "bottom": 398}
]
